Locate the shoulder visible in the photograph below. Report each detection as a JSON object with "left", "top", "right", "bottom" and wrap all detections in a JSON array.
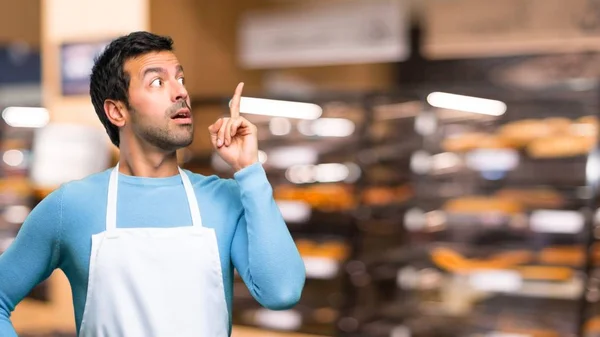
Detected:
[
  {"left": 183, "top": 162, "right": 270, "bottom": 195},
  {"left": 184, "top": 163, "right": 272, "bottom": 211},
  {"left": 55, "top": 168, "right": 112, "bottom": 207},
  {"left": 182, "top": 169, "right": 241, "bottom": 200},
  {"left": 27, "top": 169, "right": 111, "bottom": 226}
]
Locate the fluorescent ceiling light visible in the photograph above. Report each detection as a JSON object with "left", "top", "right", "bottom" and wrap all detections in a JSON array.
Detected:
[
  {"left": 285, "top": 162, "right": 356, "bottom": 184},
  {"left": 254, "top": 309, "right": 302, "bottom": 331},
  {"left": 276, "top": 200, "right": 311, "bottom": 223},
  {"left": 427, "top": 92, "right": 507, "bottom": 116},
  {"left": 469, "top": 270, "right": 522, "bottom": 292},
  {"left": 314, "top": 163, "right": 350, "bottom": 183},
  {"left": 268, "top": 146, "right": 318, "bottom": 169},
  {"left": 269, "top": 117, "right": 292, "bottom": 136},
  {"left": 232, "top": 97, "right": 322, "bottom": 120},
  {"left": 2, "top": 107, "right": 50, "bottom": 128},
  {"left": 3, "top": 149, "right": 25, "bottom": 167},
  {"left": 466, "top": 149, "right": 519, "bottom": 172},
  {"left": 302, "top": 256, "right": 339, "bottom": 280},
  {"left": 298, "top": 118, "right": 355, "bottom": 137},
  {"left": 530, "top": 210, "right": 584, "bottom": 234},
  {"left": 4, "top": 205, "right": 30, "bottom": 224}
]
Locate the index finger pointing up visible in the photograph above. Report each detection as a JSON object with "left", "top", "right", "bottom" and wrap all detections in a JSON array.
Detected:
[{"left": 230, "top": 82, "right": 244, "bottom": 119}]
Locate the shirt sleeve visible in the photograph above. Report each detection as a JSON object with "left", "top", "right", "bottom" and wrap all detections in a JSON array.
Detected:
[
  {"left": 230, "top": 162, "right": 306, "bottom": 310},
  {"left": 0, "top": 187, "right": 64, "bottom": 336}
]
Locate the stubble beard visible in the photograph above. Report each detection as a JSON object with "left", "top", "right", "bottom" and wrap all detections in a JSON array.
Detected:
[{"left": 130, "top": 107, "right": 194, "bottom": 152}]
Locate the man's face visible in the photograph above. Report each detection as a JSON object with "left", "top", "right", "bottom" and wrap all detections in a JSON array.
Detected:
[{"left": 123, "top": 51, "right": 193, "bottom": 152}]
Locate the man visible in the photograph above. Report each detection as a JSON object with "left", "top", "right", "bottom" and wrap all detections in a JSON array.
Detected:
[{"left": 0, "top": 31, "right": 306, "bottom": 337}]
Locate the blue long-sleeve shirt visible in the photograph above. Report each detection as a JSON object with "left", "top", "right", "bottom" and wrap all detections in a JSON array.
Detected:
[{"left": 0, "top": 162, "right": 306, "bottom": 336}]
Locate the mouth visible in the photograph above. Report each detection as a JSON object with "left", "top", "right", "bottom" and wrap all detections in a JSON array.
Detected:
[{"left": 171, "top": 109, "right": 193, "bottom": 124}]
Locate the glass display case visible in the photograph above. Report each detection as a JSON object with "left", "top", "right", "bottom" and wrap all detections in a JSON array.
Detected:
[{"left": 341, "top": 83, "right": 600, "bottom": 337}]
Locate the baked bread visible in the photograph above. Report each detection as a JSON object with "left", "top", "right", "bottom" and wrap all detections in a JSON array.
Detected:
[
  {"left": 527, "top": 135, "right": 594, "bottom": 158},
  {"left": 443, "top": 196, "right": 523, "bottom": 214}
]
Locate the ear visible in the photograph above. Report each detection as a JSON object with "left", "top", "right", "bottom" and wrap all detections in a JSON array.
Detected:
[{"left": 104, "top": 99, "right": 127, "bottom": 127}]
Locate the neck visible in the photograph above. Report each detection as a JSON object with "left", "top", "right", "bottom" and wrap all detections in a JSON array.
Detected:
[{"left": 117, "top": 137, "right": 179, "bottom": 178}]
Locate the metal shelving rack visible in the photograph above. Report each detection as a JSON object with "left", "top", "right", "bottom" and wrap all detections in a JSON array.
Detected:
[{"left": 337, "top": 83, "right": 600, "bottom": 337}]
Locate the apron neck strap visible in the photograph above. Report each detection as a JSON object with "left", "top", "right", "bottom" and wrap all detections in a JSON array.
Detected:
[
  {"left": 106, "top": 163, "right": 203, "bottom": 231},
  {"left": 177, "top": 166, "right": 203, "bottom": 228}
]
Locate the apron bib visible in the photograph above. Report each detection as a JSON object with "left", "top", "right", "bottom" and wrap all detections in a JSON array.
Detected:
[{"left": 78, "top": 164, "right": 229, "bottom": 337}]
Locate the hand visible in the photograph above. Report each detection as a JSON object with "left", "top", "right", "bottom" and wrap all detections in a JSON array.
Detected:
[{"left": 208, "top": 82, "right": 259, "bottom": 172}]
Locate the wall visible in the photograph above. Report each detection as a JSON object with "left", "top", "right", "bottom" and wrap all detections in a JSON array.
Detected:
[
  {"left": 0, "top": 1, "right": 41, "bottom": 47},
  {"left": 150, "top": 0, "right": 397, "bottom": 98}
]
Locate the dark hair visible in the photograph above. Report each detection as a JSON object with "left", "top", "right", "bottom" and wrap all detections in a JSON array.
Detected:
[{"left": 90, "top": 31, "right": 174, "bottom": 147}]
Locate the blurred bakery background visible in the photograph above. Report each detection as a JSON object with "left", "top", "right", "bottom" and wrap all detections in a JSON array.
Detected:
[{"left": 4, "top": 0, "right": 600, "bottom": 336}]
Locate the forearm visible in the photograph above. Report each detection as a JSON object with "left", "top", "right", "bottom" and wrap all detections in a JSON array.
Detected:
[
  {"left": 0, "top": 188, "right": 63, "bottom": 334},
  {"left": 0, "top": 314, "right": 17, "bottom": 337},
  {"left": 232, "top": 163, "right": 306, "bottom": 310}
]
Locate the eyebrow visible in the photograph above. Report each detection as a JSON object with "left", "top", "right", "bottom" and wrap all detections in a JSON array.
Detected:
[
  {"left": 142, "top": 67, "right": 166, "bottom": 79},
  {"left": 141, "top": 65, "right": 184, "bottom": 79}
]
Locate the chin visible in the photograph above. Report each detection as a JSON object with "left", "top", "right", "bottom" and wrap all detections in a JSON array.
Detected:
[
  {"left": 175, "top": 133, "right": 194, "bottom": 149},
  {"left": 156, "top": 136, "right": 194, "bottom": 153}
]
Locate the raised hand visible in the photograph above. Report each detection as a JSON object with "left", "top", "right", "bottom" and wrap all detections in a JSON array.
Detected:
[{"left": 208, "top": 82, "right": 259, "bottom": 172}]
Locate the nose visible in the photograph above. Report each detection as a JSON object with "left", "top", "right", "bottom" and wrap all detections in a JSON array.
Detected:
[{"left": 172, "top": 80, "right": 188, "bottom": 102}]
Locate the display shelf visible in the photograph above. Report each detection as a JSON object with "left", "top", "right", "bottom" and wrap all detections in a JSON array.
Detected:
[
  {"left": 344, "top": 262, "right": 584, "bottom": 336},
  {"left": 339, "top": 83, "right": 600, "bottom": 337},
  {"left": 398, "top": 209, "right": 589, "bottom": 248}
]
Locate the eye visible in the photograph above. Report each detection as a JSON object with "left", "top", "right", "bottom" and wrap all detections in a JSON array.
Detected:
[
  {"left": 178, "top": 77, "right": 185, "bottom": 85},
  {"left": 150, "top": 78, "right": 163, "bottom": 88}
]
